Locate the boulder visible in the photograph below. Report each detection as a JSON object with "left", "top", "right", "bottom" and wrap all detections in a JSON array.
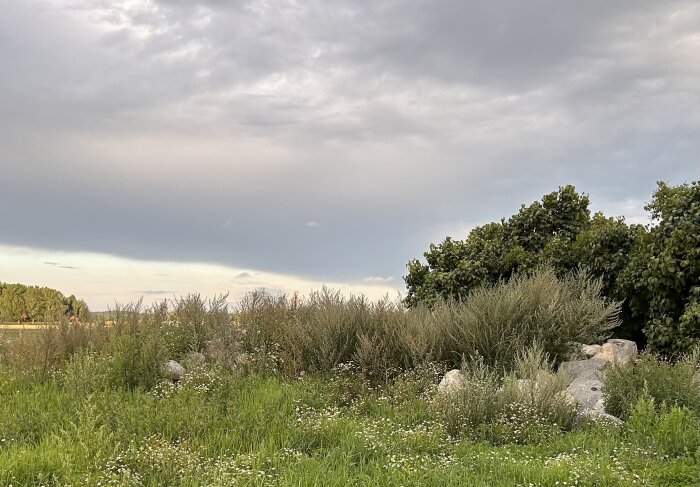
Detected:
[
  {"left": 593, "top": 339, "right": 638, "bottom": 365},
  {"left": 581, "top": 344, "right": 602, "bottom": 358},
  {"left": 577, "top": 409, "right": 623, "bottom": 426},
  {"left": 559, "top": 358, "right": 610, "bottom": 383},
  {"left": 566, "top": 378, "right": 604, "bottom": 410},
  {"left": 164, "top": 360, "right": 185, "bottom": 381},
  {"left": 437, "top": 369, "right": 465, "bottom": 396}
]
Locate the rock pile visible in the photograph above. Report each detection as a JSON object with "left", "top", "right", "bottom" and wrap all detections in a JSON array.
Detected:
[
  {"left": 559, "top": 339, "right": 637, "bottom": 425},
  {"left": 436, "top": 339, "right": 639, "bottom": 426}
]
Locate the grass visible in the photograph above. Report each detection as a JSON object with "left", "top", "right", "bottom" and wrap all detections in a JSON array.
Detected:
[
  {"left": 0, "top": 276, "right": 697, "bottom": 486},
  {"left": 0, "top": 363, "right": 698, "bottom": 486}
]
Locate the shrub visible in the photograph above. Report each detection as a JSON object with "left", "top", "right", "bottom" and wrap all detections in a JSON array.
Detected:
[
  {"left": 436, "top": 267, "right": 620, "bottom": 368},
  {"left": 604, "top": 353, "right": 700, "bottom": 420}
]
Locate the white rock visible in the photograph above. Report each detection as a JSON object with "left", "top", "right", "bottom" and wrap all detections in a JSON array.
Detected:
[
  {"left": 437, "top": 369, "right": 465, "bottom": 396},
  {"left": 164, "top": 360, "right": 185, "bottom": 381},
  {"left": 578, "top": 409, "right": 623, "bottom": 426},
  {"left": 593, "top": 339, "right": 638, "bottom": 365},
  {"left": 593, "top": 398, "right": 606, "bottom": 413}
]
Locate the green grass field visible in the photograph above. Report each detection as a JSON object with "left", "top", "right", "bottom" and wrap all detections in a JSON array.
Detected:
[
  {"left": 0, "top": 326, "right": 41, "bottom": 344},
  {"left": 0, "top": 365, "right": 698, "bottom": 486}
]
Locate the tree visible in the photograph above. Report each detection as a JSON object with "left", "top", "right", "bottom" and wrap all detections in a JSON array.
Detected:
[
  {"left": 619, "top": 181, "right": 700, "bottom": 355},
  {"left": 0, "top": 282, "right": 90, "bottom": 322},
  {"left": 405, "top": 185, "right": 597, "bottom": 307},
  {"left": 404, "top": 185, "right": 645, "bottom": 339},
  {"left": 0, "top": 284, "right": 28, "bottom": 322}
]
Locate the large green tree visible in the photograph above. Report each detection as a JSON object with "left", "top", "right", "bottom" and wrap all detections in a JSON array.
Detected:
[
  {"left": 406, "top": 181, "right": 700, "bottom": 353},
  {"left": 405, "top": 185, "right": 643, "bottom": 338},
  {"left": 620, "top": 181, "right": 700, "bottom": 355},
  {"left": 405, "top": 186, "right": 625, "bottom": 304}
]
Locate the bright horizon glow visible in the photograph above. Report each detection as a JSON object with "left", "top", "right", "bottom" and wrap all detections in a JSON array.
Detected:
[{"left": 0, "top": 245, "right": 403, "bottom": 311}]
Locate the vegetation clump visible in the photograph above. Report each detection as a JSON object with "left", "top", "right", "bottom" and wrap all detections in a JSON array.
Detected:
[{"left": 406, "top": 180, "right": 700, "bottom": 355}]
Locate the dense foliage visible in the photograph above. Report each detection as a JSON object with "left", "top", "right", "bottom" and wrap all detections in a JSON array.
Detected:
[
  {"left": 0, "top": 282, "right": 89, "bottom": 322},
  {"left": 406, "top": 181, "right": 700, "bottom": 354},
  {"left": 619, "top": 181, "right": 700, "bottom": 355}
]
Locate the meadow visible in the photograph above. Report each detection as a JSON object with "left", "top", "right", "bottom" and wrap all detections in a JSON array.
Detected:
[{"left": 0, "top": 271, "right": 698, "bottom": 486}]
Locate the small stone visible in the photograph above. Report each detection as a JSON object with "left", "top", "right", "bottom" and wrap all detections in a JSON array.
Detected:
[{"left": 164, "top": 360, "right": 185, "bottom": 381}]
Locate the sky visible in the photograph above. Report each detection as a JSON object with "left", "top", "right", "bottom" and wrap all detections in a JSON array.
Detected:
[{"left": 1, "top": 0, "right": 699, "bottom": 310}]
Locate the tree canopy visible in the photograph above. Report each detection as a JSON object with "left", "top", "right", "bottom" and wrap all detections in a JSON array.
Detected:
[
  {"left": 0, "top": 283, "right": 89, "bottom": 322},
  {"left": 405, "top": 181, "right": 700, "bottom": 355}
]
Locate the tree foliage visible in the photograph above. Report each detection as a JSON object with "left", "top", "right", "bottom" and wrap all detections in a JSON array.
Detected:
[
  {"left": 405, "top": 181, "right": 700, "bottom": 354},
  {"left": 405, "top": 185, "right": 632, "bottom": 306},
  {"left": 619, "top": 181, "right": 700, "bottom": 355},
  {"left": 0, "top": 282, "right": 89, "bottom": 322}
]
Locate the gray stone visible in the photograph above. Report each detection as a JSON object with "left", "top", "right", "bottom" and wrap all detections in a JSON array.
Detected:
[
  {"left": 581, "top": 344, "right": 602, "bottom": 358},
  {"left": 437, "top": 369, "right": 465, "bottom": 396},
  {"left": 566, "top": 378, "right": 604, "bottom": 410},
  {"left": 559, "top": 358, "right": 610, "bottom": 383},
  {"left": 164, "top": 360, "right": 185, "bottom": 381},
  {"left": 593, "top": 398, "right": 606, "bottom": 413},
  {"left": 593, "top": 339, "right": 638, "bottom": 365}
]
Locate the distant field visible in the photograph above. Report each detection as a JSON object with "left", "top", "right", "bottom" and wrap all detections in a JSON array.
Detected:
[
  {"left": 0, "top": 324, "right": 44, "bottom": 344},
  {"left": 0, "top": 323, "right": 48, "bottom": 330}
]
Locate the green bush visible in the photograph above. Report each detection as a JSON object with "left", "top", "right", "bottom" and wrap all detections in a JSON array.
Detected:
[
  {"left": 435, "top": 267, "right": 620, "bottom": 368},
  {"left": 604, "top": 353, "right": 700, "bottom": 420},
  {"left": 234, "top": 268, "right": 619, "bottom": 377}
]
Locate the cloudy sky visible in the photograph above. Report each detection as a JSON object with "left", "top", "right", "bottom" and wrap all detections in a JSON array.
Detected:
[{"left": 1, "top": 0, "right": 698, "bottom": 309}]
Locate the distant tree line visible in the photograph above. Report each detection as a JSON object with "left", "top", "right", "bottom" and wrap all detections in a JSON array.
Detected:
[
  {"left": 405, "top": 181, "right": 700, "bottom": 356},
  {"left": 0, "top": 283, "right": 89, "bottom": 323}
]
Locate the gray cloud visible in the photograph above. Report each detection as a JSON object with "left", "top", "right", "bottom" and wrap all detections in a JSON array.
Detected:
[{"left": 1, "top": 0, "right": 699, "bottom": 285}]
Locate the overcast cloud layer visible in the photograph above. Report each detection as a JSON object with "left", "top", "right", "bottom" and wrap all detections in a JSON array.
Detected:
[{"left": 1, "top": 0, "right": 699, "bottom": 295}]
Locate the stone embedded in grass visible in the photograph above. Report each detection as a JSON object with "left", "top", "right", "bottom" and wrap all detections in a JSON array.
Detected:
[
  {"left": 593, "top": 339, "right": 638, "bottom": 365},
  {"left": 437, "top": 369, "right": 465, "bottom": 396},
  {"left": 559, "top": 358, "right": 610, "bottom": 384},
  {"left": 164, "top": 360, "right": 185, "bottom": 381},
  {"left": 577, "top": 409, "right": 624, "bottom": 426}
]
